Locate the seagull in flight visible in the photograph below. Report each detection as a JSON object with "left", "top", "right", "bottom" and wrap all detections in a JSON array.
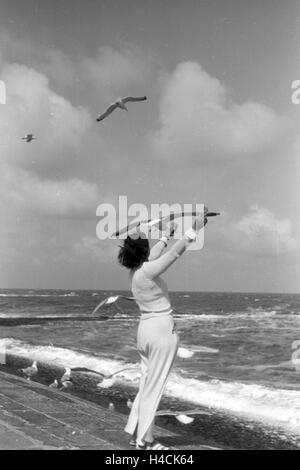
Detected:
[
  {"left": 19, "top": 361, "right": 38, "bottom": 381},
  {"left": 156, "top": 408, "right": 211, "bottom": 424},
  {"left": 177, "top": 345, "right": 219, "bottom": 359},
  {"left": 126, "top": 399, "right": 133, "bottom": 409},
  {"left": 96, "top": 96, "right": 147, "bottom": 122},
  {"left": 112, "top": 211, "right": 220, "bottom": 237},
  {"left": 69, "top": 365, "right": 136, "bottom": 389},
  {"left": 21, "top": 134, "right": 36, "bottom": 143},
  {"left": 92, "top": 295, "right": 135, "bottom": 315}
]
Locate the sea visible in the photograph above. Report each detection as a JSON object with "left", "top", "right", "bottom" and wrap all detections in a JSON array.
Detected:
[{"left": 0, "top": 288, "right": 300, "bottom": 450}]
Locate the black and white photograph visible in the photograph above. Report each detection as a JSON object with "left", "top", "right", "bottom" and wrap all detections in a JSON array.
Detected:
[{"left": 0, "top": 0, "right": 299, "bottom": 453}]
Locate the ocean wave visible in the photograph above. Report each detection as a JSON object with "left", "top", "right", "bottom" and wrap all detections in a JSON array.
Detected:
[
  {"left": 0, "top": 309, "right": 298, "bottom": 324},
  {"left": 1, "top": 338, "right": 300, "bottom": 434},
  {"left": 173, "top": 309, "right": 299, "bottom": 321},
  {"left": 0, "top": 338, "right": 139, "bottom": 378},
  {"left": 0, "top": 293, "right": 79, "bottom": 298}
]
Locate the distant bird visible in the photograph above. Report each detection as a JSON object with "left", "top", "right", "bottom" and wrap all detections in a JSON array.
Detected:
[
  {"left": 126, "top": 399, "right": 133, "bottom": 409},
  {"left": 49, "top": 379, "right": 59, "bottom": 389},
  {"left": 177, "top": 347, "right": 194, "bottom": 359},
  {"left": 155, "top": 409, "right": 211, "bottom": 424},
  {"left": 176, "top": 415, "right": 194, "bottom": 424},
  {"left": 177, "top": 346, "right": 219, "bottom": 359},
  {"left": 108, "top": 403, "right": 115, "bottom": 411},
  {"left": 96, "top": 366, "right": 137, "bottom": 389},
  {"left": 92, "top": 295, "right": 135, "bottom": 315},
  {"left": 59, "top": 367, "right": 73, "bottom": 389},
  {"left": 19, "top": 361, "right": 38, "bottom": 381},
  {"left": 96, "top": 96, "right": 147, "bottom": 122},
  {"left": 21, "top": 134, "right": 36, "bottom": 143},
  {"left": 59, "top": 365, "right": 136, "bottom": 389}
]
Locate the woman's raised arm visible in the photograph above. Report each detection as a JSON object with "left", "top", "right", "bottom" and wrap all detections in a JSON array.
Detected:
[
  {"left": 148, "top": 223, "right": 177, "bottom": 261},
  {"left": 143, "top": 212, "right": 207, "bottom": 278}
]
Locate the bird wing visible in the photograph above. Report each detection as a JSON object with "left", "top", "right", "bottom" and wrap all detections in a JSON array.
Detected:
[
  {"left": 110, "top": 365, "right": 137, "bottom": 377},
  {"left": 122, "top": 96, "right": 147, "bottom": 103},
  {"left": 105, "top": 295, "right": 120, "bottom": 305},
  {"left": 92, "top": 298, "right": 109, "bottom": 314},
  {"left": 71, "top": 367, "right": 104, "bottom": 377},
  {"left": 96, "top": 103, "right": 118, "bottom": 121},
  {"left": 92, "top": 297, "right": 117, "bottom": 314}
]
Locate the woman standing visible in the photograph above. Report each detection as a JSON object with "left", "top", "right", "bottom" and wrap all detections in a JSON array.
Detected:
[{"left": 118, "top": 212, "right": 208, "bottom": 450}]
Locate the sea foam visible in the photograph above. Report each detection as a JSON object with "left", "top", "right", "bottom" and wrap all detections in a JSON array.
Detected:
[{"left": 1, "top": 338, "right": 300, "bottom": 435}]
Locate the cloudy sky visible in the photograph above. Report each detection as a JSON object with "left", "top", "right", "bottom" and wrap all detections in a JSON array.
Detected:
[{"left": 0, "top": 0, "right": 299, "bottom": 292}]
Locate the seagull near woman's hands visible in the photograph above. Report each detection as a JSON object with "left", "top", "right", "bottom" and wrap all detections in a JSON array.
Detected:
[
  {"left": 96, "top": 96, "right": 147, "bottom": 122},
  {"left": 21, "top": 134, "right": 36, "bottom": 143}
]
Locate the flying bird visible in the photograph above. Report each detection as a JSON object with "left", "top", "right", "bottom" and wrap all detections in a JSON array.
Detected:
[
  {"left": 71, "top": 365, "right": 137, "bottom": 388},
  {"left": 155, "top": 409, "right": 211, "bottom": 424},
  {"left": 177, "top": 346, "right": 219, "bottom": 359},
  {"left": 19, "top": 361, "right": 38, "bottom": 381},
  {"left": 95, "top": 366, "right": 137, "bottom": 389},
  {"left": 96, "top": 96, "right": 147, "bottom": 122},
  {"left": 92, "top": 295, "right": 135, "bottom": 315},
  {"left": 112, "top": 211, "right": 220, "bottom": 237},
  {"left": 177, "top": 347, "right": 195, "bottom": 359},
  {"left": 126, "top": 399, "right": 133, "bottom": 409},
  {"left": 21, "top": 134, "right": 36, "bottom": 143}
]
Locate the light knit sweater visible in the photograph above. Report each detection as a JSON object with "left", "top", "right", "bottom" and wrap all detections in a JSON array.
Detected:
[
  {"left": 129, "top": 236, "right": 193, "bottom": 313},
  {"left": 130, "top": 266, "right": 172, "bottom": 313}
]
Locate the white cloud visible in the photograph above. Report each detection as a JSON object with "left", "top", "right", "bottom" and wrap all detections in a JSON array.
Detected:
[
  {"left": 73, "top": 236, "right": 118, "bottom": 263},
  {"left": 152, "top": 61, "right": 291, "bottom": 159},
  {"left": 231, "top": 205, "right": 297, "bottom": 255},
  {"left": 81, "top": 45, "right": 156, "bottom": 93},
  {"left": 0, "top": 30, "right": 157, "bottom": 98},
  {"left": 0, "top": 62, "right": 105, "bottom": 175},
  {"left": 0, "top": 165, "right": 111, "bottom": 218},
  {"left": 0, "top": 60, "right": 115, "bottom": 221}
]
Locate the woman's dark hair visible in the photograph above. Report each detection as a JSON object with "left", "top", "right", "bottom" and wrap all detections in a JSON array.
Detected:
[{"left": 118, "top": 235, "right": 150, "bottom": 269}]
